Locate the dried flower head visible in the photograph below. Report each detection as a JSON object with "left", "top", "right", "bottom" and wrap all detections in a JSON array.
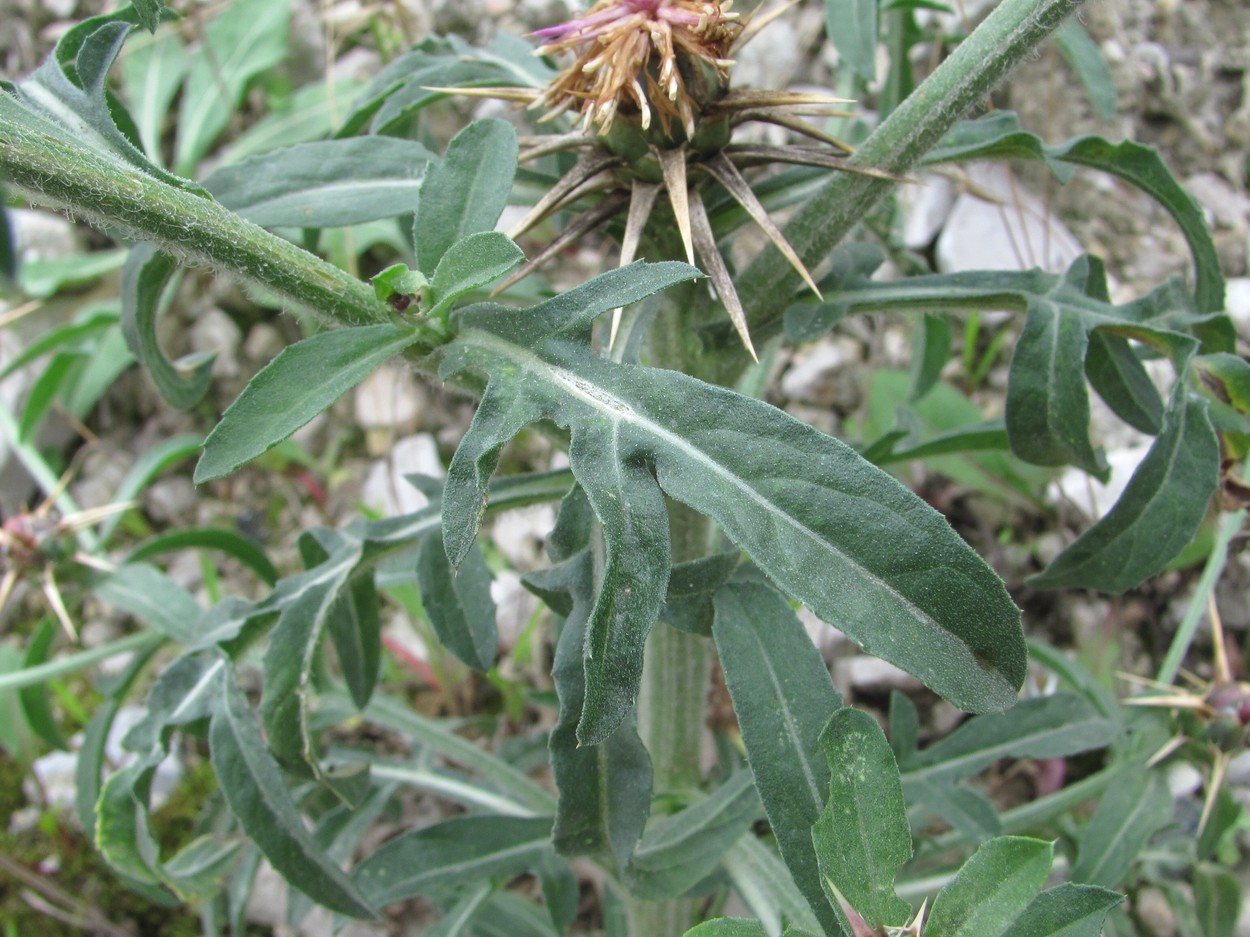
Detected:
[
  {"left": 533, "top": 0, "right": 742, "bottom": 137},
  {"left": 432, "top": 2, "right": 901, "bottom": 357}
]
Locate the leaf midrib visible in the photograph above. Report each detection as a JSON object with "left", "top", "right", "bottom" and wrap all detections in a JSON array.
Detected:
[{"left": 463, "top": 328, "right": 949, "bottom": 646}]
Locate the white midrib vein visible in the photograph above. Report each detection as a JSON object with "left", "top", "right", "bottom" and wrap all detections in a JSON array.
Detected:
[
  {"left": 167, "top": 657, "right": 226, "bottom": 725},
  {"left": 462, "top": 328, "right": 953, "bottom": 647},
  {"left": 757, "top": 631, "right": 824, "bottom": 808}
]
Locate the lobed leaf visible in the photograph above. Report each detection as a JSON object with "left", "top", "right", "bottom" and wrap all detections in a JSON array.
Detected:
[
  {"left": 5, "top": 9, "right": 203, "bottom": 193},
  {"left": 210, "top": 664, "right": 376, "bottom": 918},
  {"left": 416, "top": 535, "right": 498, "bottom": 671},
  {"left": 787, "top": 256, "right": 1223, "bottom": 591},
  {"left": 445, "top": 263, "right": 1027, "bottom": 721},
  {"left": 526, "top": 554, "right": 653, "bottom": 871},
  {"left": 930, "top": 112, "right": 1228, "bottom": 335}
]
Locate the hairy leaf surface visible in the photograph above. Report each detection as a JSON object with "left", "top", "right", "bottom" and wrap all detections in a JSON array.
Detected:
[
  {"left": 444, "top": 263, "right": 1026, "bottom": 742},
  {"left": 925, "top": 837, "right": 1053, "bottom": 937},
  {"left": 525, "top": 554, "right": 653, "bottom": 871},
  {"left": 205, "top": 137, "right": 435, "bottom": 228},
  {"left": 627, "top": 770, "right": 759, "bottom": 899},
  {"left": 210, "top": 664, "right": 375, "bottom": 918},
  {"left": 196, "top": 324, "right": 423, "bottom": 482},
  {"left": 352, "top": 816, "right": 554, "bottom": 908},
  {"left": 415, "top": 119, "right": 517, "bottom": 273},
  {"left": 812, "top": 708, "right": 912, "bottom": 929},
  {"left": 1003, "top": 884, "right": 1124, "bottom": 936},
  {"left": 714, "top": 582, "right": 843, "bottom": 935}
]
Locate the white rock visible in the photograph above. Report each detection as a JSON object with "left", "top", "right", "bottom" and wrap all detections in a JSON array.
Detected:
[
  {"left": 733, "top": 18, "right": 801, "bottom": 91},
  {"left": 1185, "top": 172, "right": 1250, "bottom": 230},
  {"left": 1228, "top": 750, "right": 1250, "bottom": 787},
  {"left": 145, "top": 476, "right": 198, "bottom": 524},
  {"left": 10, "top": 208, "right": 80, "bottom": 262},
  {"left": 1224, "top": 277, "right": 1250, "bottom": 334},
  {"left": 491, "top": 503, "right": 555, "bottom": 568},
  {"left": 42, "top": 0, "right": 78, "bottom": 17},
  {"left": 1165, "top": 760, "right": 1203, "bottom": 799},
  {"left": 1048, "top": 444, "right": 1151, "bottom": 521},
  {"left": 491, "top": 569, "right": 539, "bottom": 649},
  {"left": 353, "top": 363, "right": 423, "bottom": 431},
  {"left": 835, "top": 656, "right": 922, "bottom": 694},
  {"left": 189, "top": 307, "right": 244, "bottom": 379},
  {"left": 780, "top": 338, "right": 856, "bottom": 400},
  {"left": 360, "top": 433, "right": 443, "bottom": 516},
  {"left": 20, "top": 706, "right": 183, "bottom": 826},
  {"left": 899, "top": 173, "right": 956, "bottom": 249},
  {"left": 0, "top": 330, "right": 32, "bottom": 510},
  {"left": 798, "top": 605, "right": 850, "bottom": 658},
  {"left": 936, "top": 162, "right": 1084, "bottom": 275}
]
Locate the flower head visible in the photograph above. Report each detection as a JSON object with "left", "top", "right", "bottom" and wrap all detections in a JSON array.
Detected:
[{"left": 533, "top": 0, "right": 741, "bottom": 137}]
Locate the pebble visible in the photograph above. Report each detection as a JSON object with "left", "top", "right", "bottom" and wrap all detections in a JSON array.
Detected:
[
  {"left": 935, "top": 163, "right": 1083, "bottom": 275},
  {"left": 899, "top": 173, "right": 956, "bottom": 250},
  {"left": 1135, "top": 886, "right": 1178, "bottom": 937},
  {"left": 1224, "top": 277, "right": 1250, "bottom": 333},
  {"left": 360, "top": 432, "right": 443, "bottom": 516},
  {"left": 188, "top": 307, "right": 244, "bottom": 380},
  {"left": 835, "top": 656, "right": 922, "bottom": 695},
  {"left": 13, "top": 707, "right": 183, "bottom": 833},
  {"left": 354, "top": 363, "right": 424, "bottom": 434},
  {"left": 491, "top": 569, "right": 539, "bottom": 649},
  {"left": 490, "top": 503, "right": 555, "bottom": 569},
  {"left": 1048, "top": 443, "right": 1151, "bottom": 521},
  {"left": 780, "top": 340, "right": 855, "bottom": 401}
]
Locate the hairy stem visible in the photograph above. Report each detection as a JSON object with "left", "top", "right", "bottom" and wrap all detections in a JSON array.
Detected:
[
  {"left": 726, "top": 0, "right": 1087, "bottom": 365},
  {"left": 0, "top": 97, "right": 389, "bottom": 330}
]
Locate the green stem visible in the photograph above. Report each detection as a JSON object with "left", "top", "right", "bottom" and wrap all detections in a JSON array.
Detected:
[
  {"left": 0, "top": 97, "right": 389, "bottom": 332},
  {"left": 627, "top": 298, "right": 715, "bottom": 935},
  {"left": 727, "top": 0, "right": 1086, "bottom": 365},
  {"left": 0, "top": 630, "right": 164, "bottom": 693}
]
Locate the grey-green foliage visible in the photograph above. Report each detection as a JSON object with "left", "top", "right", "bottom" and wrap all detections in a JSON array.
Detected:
[{"left": 0, "top": 0, "right": 1241, "bottom": 934}]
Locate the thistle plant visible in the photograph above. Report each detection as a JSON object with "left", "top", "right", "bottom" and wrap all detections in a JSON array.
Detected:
[{"left": 0, "top": 0, "right": 1245, "bottom": 935}]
